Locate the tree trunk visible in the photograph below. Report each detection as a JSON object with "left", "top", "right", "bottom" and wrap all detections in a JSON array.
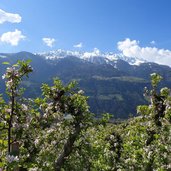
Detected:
[{"left": 55, "top": 123, "right": 81, "bottom": 171}]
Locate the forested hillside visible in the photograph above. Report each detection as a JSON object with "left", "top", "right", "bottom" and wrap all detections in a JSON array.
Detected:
[{"left": 1, "top": 52, "right": 171, "bottom": 118}]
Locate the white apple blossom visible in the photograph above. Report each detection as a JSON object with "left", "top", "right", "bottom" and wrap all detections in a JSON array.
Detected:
[
  {"left": 6, "top": 155, "right": 19, "bottom": 163},
  {"left": 2, "top": 74, "right": 6, "bottom": 79},
  {"left": 21, "top": 104, "right": 28, "bottom": 111}
]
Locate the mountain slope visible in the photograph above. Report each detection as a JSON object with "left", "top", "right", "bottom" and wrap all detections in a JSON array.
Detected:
[{"left": 0, "top": 51, "right": 171, "bottom": 118}]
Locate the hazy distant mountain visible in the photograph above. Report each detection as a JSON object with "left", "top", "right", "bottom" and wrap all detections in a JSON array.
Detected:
[{"left": 1, "top": 51, "right": 171, "bottom": 118}]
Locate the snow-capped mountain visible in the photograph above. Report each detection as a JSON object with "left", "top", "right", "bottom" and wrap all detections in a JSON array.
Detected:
[{"left": 36, "top": 49, "right": 146, "bottom": 66}]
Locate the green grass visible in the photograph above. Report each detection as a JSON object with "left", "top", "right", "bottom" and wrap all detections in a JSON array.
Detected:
[{"left": 92, "top": 76, "right": 147, "bottom": 83}]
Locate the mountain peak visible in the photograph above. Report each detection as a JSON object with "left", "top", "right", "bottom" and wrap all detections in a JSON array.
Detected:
[{"left": 36, "top": 49, "right": 146, "bottom": 66}]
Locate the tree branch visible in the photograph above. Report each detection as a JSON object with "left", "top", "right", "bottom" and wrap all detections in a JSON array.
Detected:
[{"left": 54, "top": 119, "right": 81, "bottom": 171}]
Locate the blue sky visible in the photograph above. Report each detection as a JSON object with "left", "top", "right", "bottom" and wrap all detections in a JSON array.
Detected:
[{"left": 1, "top": 0, "right": 171, "bottom": 65}]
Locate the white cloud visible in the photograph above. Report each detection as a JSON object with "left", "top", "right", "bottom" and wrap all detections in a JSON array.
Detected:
[
  {"left": 0, "top": 29, "right": 25, "bottom": 46},
  {"left": 73, "top": 42, "right": 82, "bottom": 48},
  {"left": 150, "top": 40, "right": 156, "bottom": 45},
  {"left": 0, "top": 9, "right": 21, "bottom": 24},
  {"left": 42, "top": 37, "right": 55, "bottom": 47},
  {"left": 117, "top": 38, "right": 171, "bottom": 66}
]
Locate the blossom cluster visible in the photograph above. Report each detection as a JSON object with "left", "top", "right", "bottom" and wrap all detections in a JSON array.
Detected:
[{"left": 6, "top": 155, "right": 19, "bottom": 163}]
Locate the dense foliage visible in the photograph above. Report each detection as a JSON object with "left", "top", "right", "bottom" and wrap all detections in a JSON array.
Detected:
[{"left": 0, "top": 61, "right": 171, "bottom": 170}]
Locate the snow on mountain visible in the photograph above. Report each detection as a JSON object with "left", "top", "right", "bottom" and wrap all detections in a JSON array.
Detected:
[{"left": 36, "top": 49, "right": 146, "bottom": 66}]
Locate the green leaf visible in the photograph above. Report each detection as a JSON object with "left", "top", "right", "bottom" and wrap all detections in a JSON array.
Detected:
[
  {"left": 13, "top": 64, "right": 19, "bottom": 67},
  {"left": 26, "top": 59, "right": 32, "bottom": 63},
  {"left": 0, "top": 162, "right": 4, "bottom": 167},
  {"left": 2, "top": 61, "right": 10, "bottom": 65}
]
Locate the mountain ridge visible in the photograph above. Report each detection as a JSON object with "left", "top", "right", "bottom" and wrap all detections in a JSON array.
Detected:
[
  {"left": 1, "top": 51, "right": 171, "bottom": 118},
  {"left": 36, "top": 49, "right": 147, "bottom": 66}
]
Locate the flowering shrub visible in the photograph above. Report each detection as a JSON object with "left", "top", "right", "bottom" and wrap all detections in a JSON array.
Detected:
[
  {"left": 0, "top": 60, "right": 93, "bottom": 170},
  {"left": 105, "top": 73, "right": 171, "bottom": 170}
]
